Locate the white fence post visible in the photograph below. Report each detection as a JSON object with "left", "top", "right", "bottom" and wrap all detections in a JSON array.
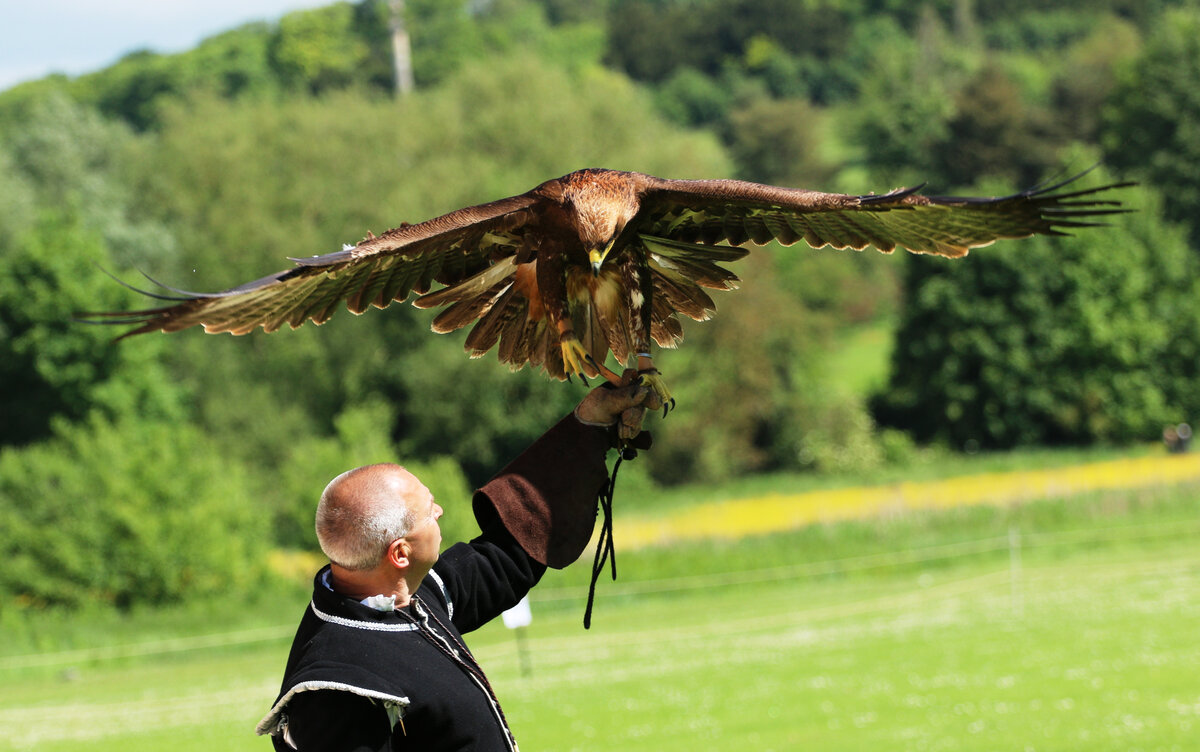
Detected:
[{"left": 1009, "top": 525, "right": 1024, "bottom": 618}]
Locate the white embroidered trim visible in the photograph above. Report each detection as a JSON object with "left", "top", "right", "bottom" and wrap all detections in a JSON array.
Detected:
[
  {"left": 255, "top": 680, "right": 410, "bottom": 737},
  {"left": 309, "top": 600, "right": 421, "bottom": 632},
  {"left": 426, "top": 569, "right": 454, "bottom": 619}
]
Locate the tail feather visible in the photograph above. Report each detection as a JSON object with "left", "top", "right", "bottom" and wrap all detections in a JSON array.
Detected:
[
  {"left": 496, "top": 296, "right": 538, "bottom": 366},
  {"left": 538, "top": 325, "right": 566, "bottom": 380},
  {"left": 649, "top": 292, "right": 684, "bottom": 348},
  {"left": 463, "top": 286, "right": 516, "bottom": 355},
  {"left": 593, "top": 298, "right": 634, "bottom": 365},
  {"left": 575, "top": 299, "right": 609, "bottom": 368}
]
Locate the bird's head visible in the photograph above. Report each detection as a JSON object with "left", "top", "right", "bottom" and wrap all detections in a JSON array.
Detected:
[
  {"left": 588, "top": 240, "right": 616, "bottom": 277},
  {"left": 572, "top": 204, "right": 628, "bottom": 277},
  {"left": 561, "top": 171, "right": 641, "bottom": 277}
]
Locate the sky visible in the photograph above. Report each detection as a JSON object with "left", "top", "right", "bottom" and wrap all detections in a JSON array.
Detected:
[{"left": 0, "top": 0, "right": 332, "bottom": 92}]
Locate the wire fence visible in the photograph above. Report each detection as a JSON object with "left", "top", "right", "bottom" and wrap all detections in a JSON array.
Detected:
[
  {"left": 4, "top": 452, "right": 1198, "bottom": 672},
  {"left": 9, "top": 549, "right": 1197, "bottom": 750},
  {"left": 532, "top": 514, "right": 1200, "bottom": 602},
  {"left": 0, "top": 624, "right": 295, "bottom": 671},
  {"left": 4, "top": 512, "right": 1196, "bottom": 672}
]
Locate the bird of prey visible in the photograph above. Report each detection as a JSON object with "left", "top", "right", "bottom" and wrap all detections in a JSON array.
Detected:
[{"left": 87, "top": 168, "right": 1129, "bottom": 406}]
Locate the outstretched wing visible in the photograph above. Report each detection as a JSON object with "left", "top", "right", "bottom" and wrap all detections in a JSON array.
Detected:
[
  {"left": 81, "top": 192, "right": 541, "bottom": 337},
  {"left": 628, "top": 169, "right": 1133, "bottom": 258}
]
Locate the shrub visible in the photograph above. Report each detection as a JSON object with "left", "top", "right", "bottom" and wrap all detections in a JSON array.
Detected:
[{"left": 0, "top": 415, "right": 266, "bottom": 609}]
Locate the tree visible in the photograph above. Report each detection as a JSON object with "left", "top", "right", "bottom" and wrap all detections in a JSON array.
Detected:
[
  {"left": 269, "top": 4, "right": 372, "bottom": 93},
  {"left": 603, "top": 0, "right": 707, "bottom": 83},
  {"left": 388, "top": 0, "right": 417, "bottom": 94},
  {"left": 0, "top": 147, "right": 35, "bottom": 241},
  {"left": 930, "top": 64, "right": 1062, "bottom": 189},
  {"left": 0, "top": 93, "right": 185, "bottom": 446},
  {"left": 0, "top": 214, "right": 186, "bottom": 447},
  {"left": 269, "top": 399, "right": 475, "bottom": 549},
  {"left": 75, "top": 50, "right": 183, "bottom": 131},
  {"left": 874, "top": 177, "right": 1199, "bottom": 449},
  {"left": 182, "top": 23, "right": 279, "bottom": 99},
  {"left": 5, "top": 92, "right": 176, "bottom": 268},
  {"left": 646, "top": 251, "right": 831, "bottom": 484},
  {"left": 1102, "top": 7, "right": 1200, "bottom": 244},
  {"left": 725, "top": 97, "right": 835, "bottom": 187},
  {"left": 654, "top": 67, "right": 737, "bottom": 128},
  {"left": 851, "top": 15, "right": 957, "bottom": 186},
  {"left": 1049, "top": 15, "right": 1141, "bottom": 144},
  {"left": 604, "top": 0, "right": 854, "bottom": 92}
]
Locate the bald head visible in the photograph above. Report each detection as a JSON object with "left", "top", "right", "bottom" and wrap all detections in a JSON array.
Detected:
[{"left": 315, "top": 463, "right": 423, "bottom": 571}]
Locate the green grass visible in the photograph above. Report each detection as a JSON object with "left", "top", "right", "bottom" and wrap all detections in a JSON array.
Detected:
[
  {"left": 822, "top": 321, "right": 895, "bottom": 397},
  {"left": 493, "top": 547, "right": 1199, "bottom": 751},
  {"left": 2, "top": 483, "right": 1198, "bottom": 751}
]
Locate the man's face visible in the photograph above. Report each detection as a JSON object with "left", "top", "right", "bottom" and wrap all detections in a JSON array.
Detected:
[{"left": 402, "top": 479, "right": 443, "bottom": 569}]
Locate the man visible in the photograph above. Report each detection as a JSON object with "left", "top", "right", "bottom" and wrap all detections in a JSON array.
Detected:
[{"left": 257, "top": 379, "right": 658, "bottom": 751}]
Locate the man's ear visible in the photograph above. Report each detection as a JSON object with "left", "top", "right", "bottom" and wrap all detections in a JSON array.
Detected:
[{"left": 387, "top": 538, "right": 411, "bottom": 569}]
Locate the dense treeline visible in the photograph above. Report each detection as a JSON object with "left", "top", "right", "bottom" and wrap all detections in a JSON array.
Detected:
[
  {"left": 1, "top": 0, "right": 1197, "bottom": 610},
  {"left": 875, "top": 174, "right": 1200, "bottom": 448}
]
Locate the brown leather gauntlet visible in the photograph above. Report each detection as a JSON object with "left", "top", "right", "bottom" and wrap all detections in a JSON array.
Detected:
[{"left": 472, "top": 414, "right": 612, "bottom": 568}]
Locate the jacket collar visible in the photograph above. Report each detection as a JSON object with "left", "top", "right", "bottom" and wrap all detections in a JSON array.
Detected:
[{"left": 310, "top": 564, "right": 419, "bottom": 630}]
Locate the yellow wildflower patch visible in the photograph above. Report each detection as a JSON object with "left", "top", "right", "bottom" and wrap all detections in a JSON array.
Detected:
[{"left": 615, "top": 453, "right": 1200, "bottom": 550}]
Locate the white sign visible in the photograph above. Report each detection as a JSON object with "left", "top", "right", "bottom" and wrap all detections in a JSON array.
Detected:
[{"left": 501, "top": 595, "right": 532, "bottom": 629}]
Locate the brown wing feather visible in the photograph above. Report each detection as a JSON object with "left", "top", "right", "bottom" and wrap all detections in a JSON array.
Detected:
[
  {"left": 84, "top": 193, "right": 540, "bottom": 337},
  {"left": 456, "top": 261, "right": 561, "bottom": 376},
  {"left": 84, "top": 167, "right": 1130, "bottom": 386},
  {"left": 640, "top": 235, "right": 745, "bottom": 290},
  {"left": 630, "top": 171, "right": 1132, "bottom": 259},
  {"left": 648, "top": 258, "right": 717, "bottom": 322}
]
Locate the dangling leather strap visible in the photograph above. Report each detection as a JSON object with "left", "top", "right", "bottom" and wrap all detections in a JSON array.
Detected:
[{"left": 583, "top": 446, "right": 635, "bottom": 629}]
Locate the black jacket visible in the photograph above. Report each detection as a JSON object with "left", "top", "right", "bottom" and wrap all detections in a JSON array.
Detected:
[{"left": 257, "top": 414, "right": 613, "bottom": 751}]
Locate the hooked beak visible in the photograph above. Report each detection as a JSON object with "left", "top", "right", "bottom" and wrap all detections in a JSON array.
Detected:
[{"left": 588, "top": 248, "right": 604, "bottom": 277}]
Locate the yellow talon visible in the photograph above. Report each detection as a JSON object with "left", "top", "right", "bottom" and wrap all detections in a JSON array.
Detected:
[
  {"left": 638, "top": 369, "right": 676, "bottom": 416},
  {"left": 560, "top": 336, "right": 599, "bottom": 381}
]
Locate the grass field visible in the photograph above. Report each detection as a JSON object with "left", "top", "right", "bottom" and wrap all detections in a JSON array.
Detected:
[
  {"left": 821, "top": 321, "right": 894, "bottom": 397},
  {"left": 2, "top": 479, "right": 1198, "bottom": 751}
]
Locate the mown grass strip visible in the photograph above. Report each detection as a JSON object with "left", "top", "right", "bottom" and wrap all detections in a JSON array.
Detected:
[{"left": 3, "top": 487, "right": 1196, "bottom": 752}]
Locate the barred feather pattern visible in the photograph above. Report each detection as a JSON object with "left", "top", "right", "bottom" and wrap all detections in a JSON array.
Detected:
[
  {"left": 82, "top": 167, "right": 1130, "bottom": 386},
  {"left": 410, "top": 236, "right": 744, "bottom": 378}
]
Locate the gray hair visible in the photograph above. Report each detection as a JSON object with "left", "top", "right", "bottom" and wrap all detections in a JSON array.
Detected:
[{"left": 315, "top": 465, "right": 418, "bottom": 571}]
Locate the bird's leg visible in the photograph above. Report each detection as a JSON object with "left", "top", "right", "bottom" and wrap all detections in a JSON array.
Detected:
[
  {"left": 635, "top": 353, "right": 675, "bottom": 416},
  {"left": 557, "top": 321, "right": 605, "bottom": 384},
  {"left": 585, "top": 354, "right": 624, "bottom": 385},
  {"left": 560, "top": 338, "right": 625, "bottom": 386},
  {"left": 561, "top": 336, "right": 592, "bottom": 384}
]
